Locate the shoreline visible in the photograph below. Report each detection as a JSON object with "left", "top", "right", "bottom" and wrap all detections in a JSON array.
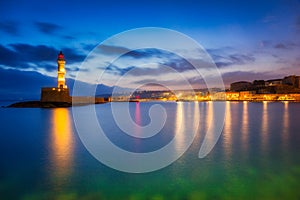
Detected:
[
  {"left": 4, "top": 99, "right": 300, "bottom": 108},
  {"left": 4, "top": 100, "right": 108, "bottom": 108},
  {"left": 6, "top": 101, "right": 72, "bottom": 108}
]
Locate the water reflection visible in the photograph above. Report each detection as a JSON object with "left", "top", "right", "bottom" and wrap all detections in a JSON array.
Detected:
[
  {"left": 174, "top": 102, "right": 185, "bottom": 153},
  {"left": 241, "top": 101, "right": 249, "bottom": 152},
  {"left": 201, "top": 101, "right": 214, "bottom": 155},
  {"left": 172, "top": 102, "right": 199, "bottom": 161},
  {"left": 205, "top": 101, "right": 213, "bottom": 132},
  {"left": 282, "top": 102, "right": 289, "bottom": 148},
  {"left": 193, "top": 102, "right": 200, "bottom": 135},
  {"left": 133, "top": 102, "right": 142, "bottom": 148},
  {"left": 223, "top": 102, "right": 232, "bottom": 158},
  {"left": 261, "top": 101, "right": 269, "bottom": 152},
  {"left": 135, "top": 103, "right": 141, "bottom": 125},
  {"left": 50, "top": 108, "right": 74, "bottom": 189},
  {"left": 134, "top": 102, "right": 142, "bottom": 135}
]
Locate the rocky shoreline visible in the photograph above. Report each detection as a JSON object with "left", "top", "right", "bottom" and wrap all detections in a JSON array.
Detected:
[
  {"left": 4, "top": 100, "right": 111, "bottom": 108},
  {"left": 6, "top": 101, "right": 72, "bottom": 108}
]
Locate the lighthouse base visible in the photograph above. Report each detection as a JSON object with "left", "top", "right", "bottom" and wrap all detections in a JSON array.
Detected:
[{"left": 41, "top": 87, "right": 71, "bottom": 103}]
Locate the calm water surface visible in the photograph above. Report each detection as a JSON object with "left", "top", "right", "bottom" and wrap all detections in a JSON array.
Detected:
[{"left": 0, "top": 102, "right": 300, "bottom": 199}]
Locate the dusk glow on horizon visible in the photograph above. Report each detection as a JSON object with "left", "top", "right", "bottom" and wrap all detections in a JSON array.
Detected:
[{"left": 1, "top": 0, "right": 300, "bottom": 99}]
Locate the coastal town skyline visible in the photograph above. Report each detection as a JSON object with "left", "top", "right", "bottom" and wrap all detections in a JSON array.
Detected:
[{"left": 1, "top": 0, "right": 300, "bottom": 100}]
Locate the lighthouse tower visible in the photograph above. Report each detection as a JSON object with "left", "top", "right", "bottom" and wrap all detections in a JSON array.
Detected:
[
  {"left": 40, "top": 51, "right": 71, "bottom": 103},
  {"left": 57, "top": 51, "right": 67, "bottom": 89}
]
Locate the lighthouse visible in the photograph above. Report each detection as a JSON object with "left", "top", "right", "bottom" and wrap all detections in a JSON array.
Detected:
[
  {"left": 40, "top": 51, "right": 71, "bottom": 103},
  {"left": 40, "top": 50, "right": 109, "bottom": 105},
  {"left": 57, "top": 51, "right": 67, "bottom": 89}
]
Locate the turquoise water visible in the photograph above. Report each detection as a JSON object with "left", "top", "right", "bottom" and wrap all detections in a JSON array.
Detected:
[{"left": 0, "top": 102, "right": 300, "bottom": 199}]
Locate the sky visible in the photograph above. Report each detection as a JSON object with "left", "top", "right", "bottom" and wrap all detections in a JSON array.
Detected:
[{"left": 0, "top": 0, "right": 300, "bottom": 99}]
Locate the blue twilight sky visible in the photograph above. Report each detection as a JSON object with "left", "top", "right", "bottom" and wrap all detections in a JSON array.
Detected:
[{"left": 0, "top": 0, "right": 300, "bottom": 99}]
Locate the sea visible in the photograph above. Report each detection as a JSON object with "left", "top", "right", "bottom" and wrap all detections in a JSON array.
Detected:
[{"left": 0, "top": 101, "right": 299, "bottom": 199}]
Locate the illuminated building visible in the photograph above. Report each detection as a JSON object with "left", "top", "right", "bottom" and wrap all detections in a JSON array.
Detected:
[{"left": 40, "top": 51, "right": 71, "bottom": 103}]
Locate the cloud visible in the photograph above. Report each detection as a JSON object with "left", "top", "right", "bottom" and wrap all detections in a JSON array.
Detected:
[
  {"left": 10, "top": 43, "right": 58, "bottom": 62},
  {"left": 98, "top": 46, "right": 215, "bottom": 76},
  {"left": 258, "top": 40, "right": 299, "bottom": 51},
  {"left": 38, "top": 63, "right": 57, "bottom": 72},
  {"left": 66, "top": 66, "right": 88, "bottom": 72},
  {"left": 274, "top": 43, "right": 288, "bottom": 49},
  {"left": 0, "top": 44, "right": 86, "bottom": 71},
  {"left": 95, "top": 45, "right": 218, "bottom": 74},
  {"left": 103, "top": 64, "right": 135, "bottom": 76},
  {"left": 35, "top": 22, "right": 62, "bottom": 35},
  {"left": 133, "top": 78, "right": 158, "bottom": 85},
  {"left": 104, "top": 58, "right": 203, "bottom": 77},
  {"left": 62, "top": 35, "right": 76, "bottom": 40},
  {"left": 97, "top": 44, "right": 131, "bottom": 55},
  {"left": 208, "top": 48, "right": 256, "bottom": 68},
  {"left": 95, "top": 47, "right": 197, "bottom": 76},
  {"left": 214, "top": 54, "right": 255, "bottom": 68},
  {"left": 0, "top": 20, "right": 19, "bottom": 36},
  {"left": 82, "top": 43, "right": 98, "bottom": 51},
  {"left": 124, "top": 48, "right": 173, "bottom": 59},
  {"left": 274, "top": 42, "right": 298, "bottom": 50},
  {"left": 163, "top": 57, "right": 216, "bottom": 72},
  {"left": 96, "top": 45, "right": 172, "bottom": 59}
]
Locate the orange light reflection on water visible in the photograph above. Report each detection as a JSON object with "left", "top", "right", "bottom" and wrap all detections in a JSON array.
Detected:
[
  {"left": 261, "top": 101, "right": 269, "bottom": 152},
  {"left": 174, "top": 102, "right": 184, "bottom": 153},
  {"left": 50, "top": 108, "right": 74, "bottom": 183},
  {"left": 282, "top": 102, "right": 289, "bottom": 149},
  {"left": 241, "top": 101, "right": 249, "bottom": 152},
  {"left": 203, "top": 101, "right": 214, "bottom": 153},
  {"left": 222, "top": 101, "right": 232, "bottom": 159}
]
